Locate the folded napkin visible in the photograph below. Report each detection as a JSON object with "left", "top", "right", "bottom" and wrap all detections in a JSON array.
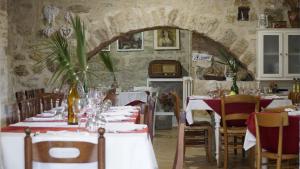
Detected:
[
  {"left": 109, "top": 106, "right": 138, "bottom": 111},
  {"left": 104, "top": 123, "right": 147, "bottom": 133},
  {"left": 262, "top": 95, "right": 282, "bottom": 99},
  {"left": 103, "top": 115, "right": 131, "bottom": 122},
  {"left": 101, "top": 111, "right": 132, "bottom": 116},
  {"left": 27, "top": 116, "right": 62, "bottom": 122},
  {"left": 189, "top": 95, "right": 212, "bottom": 100},
  {"left": 53, "top": 106, "right": 65, "bottom": 112},
  {"left": 288, "top": 111, "right": 300, "bottom": 116},
  {"left": 284, "top": 108, "right": 296, "bottom": 112},
  {"left": 36, "top": 112, "right": 56, "bottom": 117},
  {"left": 10, "top": 122, "right": 73, "bottom": 128}
]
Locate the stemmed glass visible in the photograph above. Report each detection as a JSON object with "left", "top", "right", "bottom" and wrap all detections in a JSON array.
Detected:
[{"left": 72, "top": 98, "right": 85, "bottom": 128}]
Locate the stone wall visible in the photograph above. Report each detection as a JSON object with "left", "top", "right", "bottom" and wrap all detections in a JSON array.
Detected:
[
  {"left": 7, "top": 0, "right": 289, "bottom": 93},
  {"left": 0, "top": 0, "right": 8, "bottom": 127},
  {"left": 88, "top": 29, "right": 191, "bottom": 90}
]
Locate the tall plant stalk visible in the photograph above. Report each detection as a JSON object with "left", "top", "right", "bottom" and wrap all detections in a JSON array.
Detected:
[
  {"left": 99, "top": 51, "right": 117, "bottom": 82},
  {"left": 36, "top": 15, "right": 93, "bottom": 92}
]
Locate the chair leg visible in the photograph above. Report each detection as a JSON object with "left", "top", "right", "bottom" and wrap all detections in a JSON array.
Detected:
[
  {"left": 224, "top": 133, "right": 228, "bottom": 169},
  {"left": 276, "top": 157, "right": 282, "bottom": 169},
  {"left": 218, "top": 134, "right": 222, "bottom": 168},
  {"left": 234, "top": 136, "right": 237, "bottom": 155},
  {"left": 207, "top": 127, "right": 212, "bottom": 163},
  {"left": 256, "top": 149, "right": 261, "bottom": 169}
]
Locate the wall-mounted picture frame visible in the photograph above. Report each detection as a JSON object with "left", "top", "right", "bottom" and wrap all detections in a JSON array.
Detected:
[
  {"left": 117, "top": 32, "right": 144, "bottom": 51},
  {"left": 154, "top": 28, "right": 180, "bottom": 50},
  {"left": 101, "top": 45, "right": 110, "bottom": 51},
  {"left": 238, "top": 6, "right": 250, "bottom": 21}
]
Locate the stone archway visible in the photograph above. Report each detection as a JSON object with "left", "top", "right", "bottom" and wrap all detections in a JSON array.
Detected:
[{"left": 85, "top": 6, "right": 256, "bottom": 76}]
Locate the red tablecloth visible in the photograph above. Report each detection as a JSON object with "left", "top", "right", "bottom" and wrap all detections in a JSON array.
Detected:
[
  {"left": 203, "top": 99, "right": 272, "bottom": 116},
  {"left": 203, "top": 99, "right": 272, "bottom": 126},
  {"left": 247, "top": 112, "right": 300, "bottom": 154}
]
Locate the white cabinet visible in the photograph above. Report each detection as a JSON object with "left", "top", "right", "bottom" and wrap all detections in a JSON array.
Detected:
[{"left": 257, "top": 29, "right": 300, "bottom": 80}]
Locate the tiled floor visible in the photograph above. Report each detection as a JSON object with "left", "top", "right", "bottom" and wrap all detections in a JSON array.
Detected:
[{"left": 153, "top": 128, "right": 252, "bottom": 169}]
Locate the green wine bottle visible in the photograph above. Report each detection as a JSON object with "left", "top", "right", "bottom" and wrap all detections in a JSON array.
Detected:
[
  {"left": 67, "top": 83, "right": 80, "bottom": 125},
  {"left": 231, "top": 76, "right": 239, "bottom": 95}
]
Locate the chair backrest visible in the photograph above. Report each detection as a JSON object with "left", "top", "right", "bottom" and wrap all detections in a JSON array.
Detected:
[
  {"left": 170, "top": 91, "right": 181, "bottom": 124},
  {"left": 19, "top": 98, "right": 41, "bottom": 121},
  {"left": 262, "top": 105, "right": 295, "bottom": 113},
  {"left": 15, "top": 91, "right": 25, "bottom": 102},
  {"left": 51, "top": 93, "right": 64, "bottom": 107},
  {"left": 33, "top": 88, "right": 45, "bottom": 98},
  {"left": 41, "top": 94, "right": 54, "bottom": 111},
  {"left": 144, "top": 96, "right": 156, "bottom": 141},
  {"left": 25, "top": 90, "right": 35, "bottom": 99},
  {"left": 288, "top": 92, "right": 300, "bottom": 104},
  {"left": 221, "top": 94, "right": 260, "bottom": 129},
  {"left": 255, "top": 112, "right": 289, "bottom": 167},
  {"left": 5, "top": 103, "right": 19, "bottom": 126},
  {"left": 172, "top": 112, "right": 185, "bottom": 169},
  {"left": 104, "top": 88, "right": 117, "bottom": 105},
  {"left": 24, "top": 128, "right": 106, "bottom": 169}
]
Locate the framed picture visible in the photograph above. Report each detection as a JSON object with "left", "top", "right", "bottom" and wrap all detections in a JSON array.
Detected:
[
  {"left": 237, "top": 6, "right": 250, "bottom": 21},
  {"left": 154, "top": 28, "right": 180, "bottom": 50},
  {"left": 101, "top": 45, "right": 110, "bottom": 51},
  {"left": 117, "top": 32, "right": 144, "bottom": 51}
]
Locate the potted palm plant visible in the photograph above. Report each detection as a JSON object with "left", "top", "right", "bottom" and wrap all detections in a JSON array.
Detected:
[
  {"left": 99, "top": 51, "right": 118, "bottom": 88},
  {"left": 36, "top": 15, "right": 94, "bottom": 124}
]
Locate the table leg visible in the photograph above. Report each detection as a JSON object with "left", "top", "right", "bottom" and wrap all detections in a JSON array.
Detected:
[{"left": 214, "top": 113, "right": 221, "bottom": 166}]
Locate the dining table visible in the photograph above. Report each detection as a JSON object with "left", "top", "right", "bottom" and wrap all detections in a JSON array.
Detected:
[
  {"left": 0, "top": 106, "right": 158, "bottom": 169},
  {"left": 116, "top": 91, "right": 148, "bottom": 106},
  {"left": 244, "top": 111, "right": 300, "bottom": 154},
  {"left": 185, "top": 95, "right": 293, "bottom": 166}
]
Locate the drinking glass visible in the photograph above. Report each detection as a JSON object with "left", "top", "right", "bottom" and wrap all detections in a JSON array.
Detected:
[{"left": 72, "top": 98, "right": 85, "bottom": 128}]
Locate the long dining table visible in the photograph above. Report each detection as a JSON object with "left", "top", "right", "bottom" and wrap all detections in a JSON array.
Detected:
[
  {"left": 0, "top": 106, "right": 158, "bottom": 169},
  {"left": 185, "top": 95, "right": 293, "bottom": 166}
]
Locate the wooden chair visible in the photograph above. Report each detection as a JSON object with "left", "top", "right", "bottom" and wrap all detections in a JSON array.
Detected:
[
  {"left": 263, "top": 105, "right": 296, "bottom": 113},
  {"left": 51, "top": 93, "right": 64, "bottom": 107},
  {"left": 41, "top": 94, "right": 54, "bottom": 111},
  {"left": 19, "top": 98, "right": 41, "bottom": 121},
  {"left": 255, "top": 112, "right": 298, "bottom": 169},
  {"left": 15, "top": 91, "right": 25, "bottom": 102},
  {"left": 5, "top": 103, "right": 19, "bottom": 126},
  {"left": 144, "top": 96, "right": 156, "bottom": 141},
  {"left": 170, "top": 91, "right": 212, "bottom": 162},
  {"left": 24, "top": 127, "right": 106, "bottom": 169},
  {"left": 25, "top": 90, "right": 35, "bottom": 99},
  {"left": 33, "top": 88, "right": 45, "bottom": 98},
  {"left": 172, "top": 112, "right": 186, "bottom": 169},
  {"left": 220, "top": 94, "right": 260, "bottom": 169},
  {"left": 288, "top": 92, "right": 300, "bottom": 104},
  {"left": 104, "top": 88, "right": 117, "bottom": 106}
]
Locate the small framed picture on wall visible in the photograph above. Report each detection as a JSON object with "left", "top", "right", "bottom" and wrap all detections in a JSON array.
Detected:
[
  {"left": 154, "top": 28, "right": 180, "bottom": 50},
  {"left": 117, "top": 32, "right": 144, "bottom": 51}
]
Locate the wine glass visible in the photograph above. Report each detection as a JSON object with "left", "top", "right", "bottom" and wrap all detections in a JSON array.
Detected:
[
  {"left": 72, "top": 98, "right": 85, "bottom": 128},
  {"left": 101, "top": 99, "right": 112, "bottom": 113}
]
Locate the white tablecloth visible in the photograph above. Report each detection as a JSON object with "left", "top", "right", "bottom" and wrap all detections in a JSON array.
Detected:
[
  {"left": 0, "top": 131, "right": 158, "bottom": 169},
  {"left": 116, "top": 92, "right": 148, "bottom": 106}
]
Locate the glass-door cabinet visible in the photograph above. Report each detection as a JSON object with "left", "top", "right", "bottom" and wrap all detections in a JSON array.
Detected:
[
  {"left": 284, "top": 33, "right": 300, "bottom": 77},
  {"left": 257, "top": 29, "right": 300, "bottom": 80}
]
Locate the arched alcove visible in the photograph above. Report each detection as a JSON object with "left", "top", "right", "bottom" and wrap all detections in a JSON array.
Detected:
[{"left": 83, "top": 6, "right": 258, "bottom": 81}]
